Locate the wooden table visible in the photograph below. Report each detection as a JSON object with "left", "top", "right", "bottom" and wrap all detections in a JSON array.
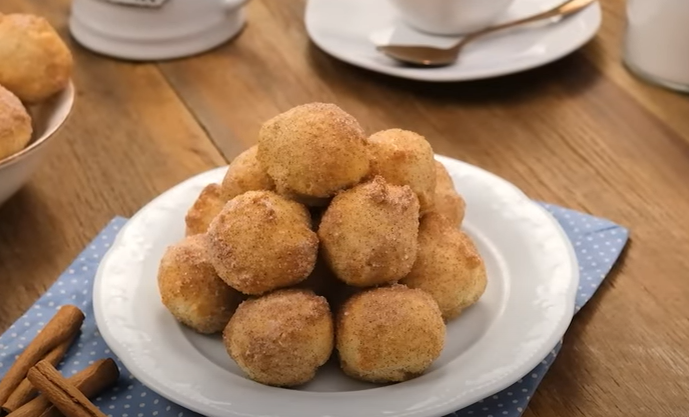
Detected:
[{"left": 1, "top": 1, "right": 688, "bottom": 416}]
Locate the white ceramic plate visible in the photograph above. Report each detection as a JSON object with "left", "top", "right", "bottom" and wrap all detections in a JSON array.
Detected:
[
  {"left": 305, "top": 0, "right": 602, "bottom": 82},
  {"left": 94, "top": 155, "right": 579, "bottom": 417}
]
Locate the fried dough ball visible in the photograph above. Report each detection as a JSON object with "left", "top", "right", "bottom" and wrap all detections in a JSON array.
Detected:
[
  {"left": 318, "top": 176, "right": 420, "bottom": 287},
  {"left": 184, "top": 183, "right": 226, "bottom": 236},
  {"left": 257, "top": 103, "right": 370, "bottom": 203},
  {"left": 401, "top": 212, "right": 487, "bottom": 320},
  {"left": 0, "top": 84, "right": 32, "bottom": 160},
  {"left": 207, "top": 191, "right": 318, "bottom": 295},
  {"left": 433, "top": 161, "right": 466, "bottom": 227},
  {"left": 367, "top": 129, "right": 436, "bottom": 213},
  {"left": 224, "top": 289, "right": 334, "bottom": 387},
  {"left": 336, "top": 285, "right": 445, "bottom": 383},
  {"left": 157, "top": 235, "right": 243, "bottom": 334},
  {"left": 0, "top": 14, "right": 73, "bottom": 103},
  {"left": 221, "top": 145, "right": 274, "bottom": 201}
]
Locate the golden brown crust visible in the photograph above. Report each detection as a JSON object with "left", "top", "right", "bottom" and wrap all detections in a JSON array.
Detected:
[
  {"left": 0, "top": 84, "right": 32, "bottom": 160},
  {"left": 367, "top": 129, "right": 436, "bottom": 213},
  {"left": 432, "top": 161, "right": 466, "bottom": 227},
  {"left": 257, "top": 103, "right": 370, "bottom": 201},
  {"left": 207, "top": 190, "right": 318, "bottom": 295},
  {"left": 336, "top": 285, "right": 445, "bottom": 383},
  {"left": 157, "top": 235, "right": 243, "bottom": 334},
  {"left": 0, "top": 14, "right": 73, "bottom": 103},
  {"left": 220, "top": 145, "right": 274, "bottom": 201},
  {"left": 400, "top": 212, "right": 487, "bottom": 320},
  {"left": 224, "top": 289, "right": 334, "bottom": 387},
  {"left": 318, "top": 176, "right": 420, "bottom": 287},
  {"left": 184, "top": 183, "right": 226, "bottom": 236}
]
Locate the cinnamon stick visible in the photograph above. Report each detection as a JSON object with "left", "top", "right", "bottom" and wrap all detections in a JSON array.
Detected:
[
  {"left": 2, "top": 334, "right": 77, "bottom": 413},
  {"left": 8, "top": 359, "right": 118, "bottom": 417},
  {"left": 0, "top": 306, "right": 84, "bottom": 406},
  {"left": 26, "top": 361, "right": 107, "bottom": 417}
]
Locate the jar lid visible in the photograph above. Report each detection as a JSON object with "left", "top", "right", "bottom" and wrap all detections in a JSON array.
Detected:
[{"left": 103, "top": 0, "right": 169, "bottom": 8}]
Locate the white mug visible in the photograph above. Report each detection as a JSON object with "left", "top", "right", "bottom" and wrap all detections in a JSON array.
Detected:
[
  {"left": 624, "top": 0, "right": 689, "bottom": 92},
  {"left": 389, "top": 0, "right": 515, "bottom": 35}
]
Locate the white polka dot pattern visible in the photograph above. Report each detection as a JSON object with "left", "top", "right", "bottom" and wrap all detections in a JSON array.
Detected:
[
  {"left": 451, "top": 203, "right": 629, "bottom": 416},
  {"left": 0, "top": 218, "right": 194, "bottom": 417},
  {"left": 0, "top": 206, "right": 629, "bottom": 417}
]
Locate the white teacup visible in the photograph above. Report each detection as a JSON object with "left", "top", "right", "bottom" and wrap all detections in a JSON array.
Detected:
[{"left": 389, "top": 0, "right": 515, "bottom": 35}]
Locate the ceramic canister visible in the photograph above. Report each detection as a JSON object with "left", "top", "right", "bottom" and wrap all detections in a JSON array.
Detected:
[
  {"left": 624, "top": 0, "right": 689, "bottom": 92},
  {"left": 69, "top": 0, "right": 249, "bottom": 61}
]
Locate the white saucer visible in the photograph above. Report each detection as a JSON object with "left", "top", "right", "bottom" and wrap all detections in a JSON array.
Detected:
[
  {"left": 305, "top": 0, "right": 601, "bottom": 82},
  {"left": 93, "top": 155, "right": 578, "bottom": 417}
]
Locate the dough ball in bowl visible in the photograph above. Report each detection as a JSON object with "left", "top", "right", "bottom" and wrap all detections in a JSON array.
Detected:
[
  {"left": 433, "top": 161, "right": 466, "bottom": 227},
  {"left": 318, "top": 176, "right": 420, "bottom": 287},
  {"left": 185, "top": 183, "right": 226, "bottom": 236},
  {"left": 0, "top": 84, "right": 32, "bottom": 160},
  {"left": 401, "top": 212, "right": 487, "bottom": 320},
  {"left": 157, "top": 235, "right": 243, "bottom": 334},
  {"left": 0, "top": 14, "right": 73, "bottom": 103},
  {"left": 257, "top": 103, "right": 370, "bottom": 203},
  {"left": 336, "top": 285, "right": 445, "bottom": 383},
  {"left": 368, "top": 129, "right": 436, "bottom": 213},
  {"left": 221, "top": 145, "right": 274, "bottom": 201},
  {"left": 207, "top": 190, "right": 318, "bottom": 295},
  {"left": 224, "top": 289, "right": 334, "bottom": 387}
]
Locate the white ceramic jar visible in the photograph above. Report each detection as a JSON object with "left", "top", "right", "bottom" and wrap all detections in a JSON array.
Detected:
[
  {"left": 69, "top": 0, "right": 249, "bottom": 61},
  {"left": 624, "top": 0, "right": 689, "bottom": 92}
]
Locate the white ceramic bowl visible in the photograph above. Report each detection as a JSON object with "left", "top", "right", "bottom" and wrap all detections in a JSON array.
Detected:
[
  {"left": 0, "top": 82, "right": 75, "bottom": 206},
  {"left": 69, "top": 0, "right": 249, "bottom": 61},
  {"left": 389, "top": 0, "right": 515, "bottom": 35}
]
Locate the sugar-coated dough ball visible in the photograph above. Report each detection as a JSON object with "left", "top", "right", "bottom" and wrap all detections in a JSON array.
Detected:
[
  {"left": 336, "top": 285, "right": 445, "bottom": 383},
  {"left": 0, "top": 14, "right": 73, "bottom": 103},
  {"left": 367, "top": 129, "right": 436, "bottom": 213},
  {"left": 318, "top": 176, "right": 420, "bottom": 287},
  {"left": 224, "top": 289, "right": 334, "bottom": 387},
  {"left": 221, "top": 145, "right": 274, "bottom": 201},
  {"left": 157, "top": 235, "right": 243, "bottom": 334},
  {"left": 185, "top": 183, "right": 226, "bottom": 236},
  {"left": 257, "top": 103, "right": 370, "bottom": 202},
  {"left": 401, "top": 212, "right": 487, "bottom": 320},
  {"left": 207, "top": 191, "right": 318, "bottom": 295},
  {"left": 0, "top": 84, "right": 32, "bottom": 160},
  {"left": 433, "top": 161, "right": 466, "bottom": 227}
]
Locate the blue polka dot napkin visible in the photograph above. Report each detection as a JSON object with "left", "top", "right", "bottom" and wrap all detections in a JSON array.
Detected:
[{"left": 0, "top": 203, "right": 628, "bottom": 417}]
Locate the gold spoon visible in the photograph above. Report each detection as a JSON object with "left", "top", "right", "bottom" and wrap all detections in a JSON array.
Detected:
[{"left": 377, "top": 0, "right": 596, "bottom": 67}]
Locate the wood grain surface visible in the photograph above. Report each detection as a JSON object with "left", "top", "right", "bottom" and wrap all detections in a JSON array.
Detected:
[{"left": 1, "top": 1, "right": 688, "bottom": 416}]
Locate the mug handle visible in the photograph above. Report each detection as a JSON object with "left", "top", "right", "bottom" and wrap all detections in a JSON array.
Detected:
[{"left": 223, "top": 0, "right": 250, "bottom": 12}]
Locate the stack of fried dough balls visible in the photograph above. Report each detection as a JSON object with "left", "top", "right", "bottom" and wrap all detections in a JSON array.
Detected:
[
  {"left": 158, "top": 103, "right": 487, "bottom": 388},
  {"left": 0, "top": 13, "right": 73, "bottom": 161}
]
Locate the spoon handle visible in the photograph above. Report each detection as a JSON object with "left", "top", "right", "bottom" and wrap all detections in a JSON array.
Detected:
[{"left": 463, "top": 0, "right": 595, "bottom": 43}]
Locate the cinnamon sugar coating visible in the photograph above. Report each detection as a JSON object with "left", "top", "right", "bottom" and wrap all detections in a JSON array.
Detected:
[
  {"left": 184, "top": 183, "right": 226, "bottom": 236},
  {"left": 432, "top": 161, "right": 466, "bottom": 227},
  {"left": 318, "top": 176, "right": 420, "bottom": 287},
  {"left": 157, "top": 235, "right": 243, "bottom": 334},
  {"left": 257, "top": 103, "right": 370, "bottom": 203},
  {"left": 221, "top": 146, "right": 274, "bottom": 201},
  {"left": 224, "top": 289, "right": 334, "bottom": 387},
  {"left": 367, "top": 129, "right": 436, "bottom": 213},
  {"left": 0, "top": 84, "right": 32, "bottom": 160},
  {"left": 336, "top": 285, "right": 445, "bottom": 383},
  {"left": 207, "top": 191, "right": 318, "bottom": 295},
  {"left": 401, "top": 212, "right": 487, "bottom": 319}
]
